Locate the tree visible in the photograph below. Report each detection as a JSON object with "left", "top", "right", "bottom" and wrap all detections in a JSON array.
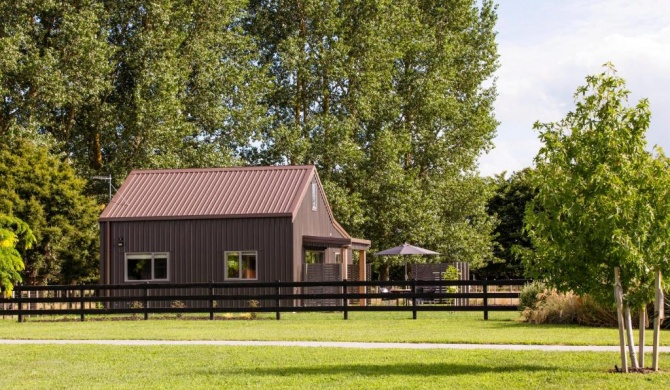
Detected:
[
  {"left": 1, "top": 1, "right": 268, "bottom": 184},
  {"left": 525, "top": 64, "right": 670, "bottom": 370},
  {"left": 477, "top": 169, "right": 535, "bottom": 279},
  {"left": 0, "top": 0, "right": 113, "bottom": 149},
  {"left": 246, "top": 0, "right": 499, "bottom": 278},
  {"left": 0, "top": 139, "right": 100, "bottom": 284},
  {"left": 0, "top": 214, "right": 36, "bottom": 296},
  {"left": 101, "top": 0, "right": 268, "bottom": 178}
]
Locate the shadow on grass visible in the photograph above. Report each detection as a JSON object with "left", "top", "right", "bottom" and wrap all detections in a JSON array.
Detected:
[{"left": 193, "top": 362, "right": 551, "bottom": 378}]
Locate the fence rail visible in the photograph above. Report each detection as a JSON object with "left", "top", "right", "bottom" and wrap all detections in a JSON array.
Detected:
[{"left": 0, "top": 279, "right": 530, "bottom": 322}]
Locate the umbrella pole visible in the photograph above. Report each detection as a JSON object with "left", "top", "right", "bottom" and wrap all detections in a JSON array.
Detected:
[{"left": 404, "top": 260, "right": 407, "bottom": 281}]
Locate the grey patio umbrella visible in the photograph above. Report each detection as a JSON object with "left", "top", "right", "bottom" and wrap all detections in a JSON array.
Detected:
[
  {"left": 376, "top": 243, "right": 439, "bottom": 256},
  {"left": 375, "top": 243, "right": 439, "bottom": 280}
]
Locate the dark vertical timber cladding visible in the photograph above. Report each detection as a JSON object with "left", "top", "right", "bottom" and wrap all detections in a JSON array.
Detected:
[
  {"left": 99, "top": 223, "right": 106, "bottom": 285},
  {"left": 108, "top": 217, "right": 293, "bottom": 308},
  {"left": 411, "top": 262, "right": 471, "bottom": 306},
  {"left": 292, "top": 178, "right": 347, "bottom": 281}
]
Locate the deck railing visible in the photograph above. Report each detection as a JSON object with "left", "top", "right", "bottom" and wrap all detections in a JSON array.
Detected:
[{"left": 0, "top": 279, "right": 530, "bottom": 322}]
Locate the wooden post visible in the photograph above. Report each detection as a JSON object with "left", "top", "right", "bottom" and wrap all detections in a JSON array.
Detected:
[
  {"left": 343, "top": 279, "right": 349, "bottom": 320},
  {"left": 275, "top": 280, "right": 281, "bottom": 321},
  {"left": 638, "top": 307, "right": 646, "bottom": 369},
  {"left": 209, "top": 281, "right": 214, "bottom": 321},
  {"left": 358, "top": 250, "right": 366, "bottom": 306},
  {"left": 614, "top": 267, "right": 628, "bottom": 373},
  {"left": 411, "top": 280, "right": 417, "bottom": 320},
  {"left": 143, "top": 283, "right": 149, "bottom": 320},
  {"left": 80, "top": 284, "right": 86, "bottom": 322},
  {"left": 341, "top": 246, "right": 349, "bottom": 281},
  {"left": 17, "top": 285, "right": 23, "bottom": 323},
  {"left": 653, "top": 268, "right": 664, "bottom": 371},
  {"left": 483, "top": 281, "right": 489, "bottom": 321}
]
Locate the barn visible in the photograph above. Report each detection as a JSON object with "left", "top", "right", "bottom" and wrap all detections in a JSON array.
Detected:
[{"left": 98, "top": 165, "right": 370, "bottom": 288}]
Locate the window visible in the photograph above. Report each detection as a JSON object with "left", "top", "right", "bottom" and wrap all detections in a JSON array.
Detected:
[
  {"left": 226, "top": 251, "right": 257, "bottom": 280},
  {"left": 311, "top": 182, "right": 317, "bottom": 211},
  {"left": 334, "top": 252, "right": 341, "bottom": 264},
  {"left": 305, "top": 250, "right": 324, "bottom": 264},
  {"left": 125, "top": 253, "right": 169, "bottom": 282}
]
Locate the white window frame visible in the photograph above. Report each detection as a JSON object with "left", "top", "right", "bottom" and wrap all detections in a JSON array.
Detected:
[
  {"left": 311, "top": 182, "right": 318, "bottom": 211},
  {"left": 124, "top": 252, "right": 170, "bottom": 282},
  {"left": 225, "top": 250, "right": 258, "bottom": 280}
]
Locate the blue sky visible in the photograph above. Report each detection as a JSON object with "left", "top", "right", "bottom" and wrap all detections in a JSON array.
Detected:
[{"left": 478, "top": 0, "right": 670, "bottom": 176}]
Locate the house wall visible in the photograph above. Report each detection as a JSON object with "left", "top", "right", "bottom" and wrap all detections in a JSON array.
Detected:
[
  {"left": 100, "top": 217, "right": 294, "bottom": 285},
  {"left": 292, "top": 179, "right": 348, "bottom": 281}
]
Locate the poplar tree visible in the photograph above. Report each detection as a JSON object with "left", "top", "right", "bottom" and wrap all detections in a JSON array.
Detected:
[
  {"left": 103, "top": 0, "right": 268, "bottom": 178},
  {"left": 246, "top": 0, "right": 499, "bottom": 277},
  {"left": 1, "top": 0, "right": 268, "bottom": 182}
]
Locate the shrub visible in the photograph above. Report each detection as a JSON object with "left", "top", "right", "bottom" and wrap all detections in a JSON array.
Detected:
[
  {"left": 518, "top": 281, "right": 546, "bottom": 310},
  {"left": 521, "top": 289, "right": 580, "bottom": 324},
  {"left": 247, "top": 299, "right": 259, "bottom": 320},
  {"left": 129, "top": 301, "right": 143, "bottom": 320},
  {"left": 442, "top": 266, "right": 461, "bottom": 305},
  {"left": 129, "top": 301, "right": 143, "bottom": 309},
  {"left": 520, "top": 288, "right": 620, "bottom": 327},
  {"left": 576, "top": 295, "right": 618, "bottom": 327},
  {"left": 171, "top": 300, "right": 186, "bottom": 319}
]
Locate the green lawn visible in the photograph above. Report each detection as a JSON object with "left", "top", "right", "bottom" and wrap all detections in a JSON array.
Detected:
[
  {"left": 1, "top": 311, "right": 669, "bottom": 346},
  {"left": 3, "top": 312, "right": 670, "bottom": 388},
  {"left": 1, "top": 344, "right": 669, "bottom": 389}
]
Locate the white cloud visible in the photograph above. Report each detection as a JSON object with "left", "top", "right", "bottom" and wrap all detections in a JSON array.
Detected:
[{"left": 479, "top": 0, "right": 670, "bottom": 176}]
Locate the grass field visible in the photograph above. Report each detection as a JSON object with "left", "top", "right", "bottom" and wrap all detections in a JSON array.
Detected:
[
  {"left": 2, "top": 311, "right": 670, "bottom": 388},
  {"left": 0, "top": 344, "right": 669, "bottom": 389},
  {"left": 1, "top": 311, "right": 669, "bottom": 346}
]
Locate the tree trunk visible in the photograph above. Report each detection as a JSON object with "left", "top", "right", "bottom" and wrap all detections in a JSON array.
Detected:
[
  {"left": 638, "top": 307, "right": 646, "bottom": 369},
  {"left": 624, "top": 304, "right": 638, "bottom": 370},
  {"left": 614, "top": 267, "right": 628, "bottom": 373},
  {"left": 653, "top": 268, "right": 664, "bottom": 371}
]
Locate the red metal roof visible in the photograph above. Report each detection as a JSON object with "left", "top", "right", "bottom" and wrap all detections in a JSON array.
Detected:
[{"left": 99, "top": 166, "right": 316, "bottom": 221}]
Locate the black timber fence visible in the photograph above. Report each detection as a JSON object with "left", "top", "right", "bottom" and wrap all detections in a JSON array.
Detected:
[{"left": 0, "top": 279, "right": 530, "bottom": 322}]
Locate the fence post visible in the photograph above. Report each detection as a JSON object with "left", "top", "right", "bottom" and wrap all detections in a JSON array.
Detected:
[
  {"left": 143, "top": 283, "right": 149, "bottom": 320},
  {"left": 80, "top": 284, "right": 86, "bottom": 322},
  {"left": 343, "top": 279, "right": 348, "bottom": 320},
  {"left": 17, "top": 284, "right": 23, "bottom": 323},
  {"left": 483, "top": 280, "right": 489, "bottom": 320},
  {"left": 411, "top": 280, "right": 417, "bottom": 320},
  {"left": 275, "top": 280, "right": 281, "bottom": 320},
  {"left": 209, "top": 281, "right": 214, "bottom": 321}
]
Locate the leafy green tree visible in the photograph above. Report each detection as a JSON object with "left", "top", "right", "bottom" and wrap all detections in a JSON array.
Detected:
[
  {"left": 102, "top": 0, "right": 268, "bottom": 178},
  {"left": 1, "top": 1, "right": 268, "bottom": 185},
  {"left": 0, "top": 0, "right": 113, "bottom": 149},
  {"left": 477, "top": 169, "right": 535, "bottom": 279},
  {"left": 0, "top": 214, "right": 36, "bottom": 296},
  {"left": 525, "top": 64, "right": 670, "bottom": 368},
  {"left": 246, "top": 0, "right": 499, "bottom": 278},
  {"left": 0, "top": 140, "right": 100, "bottom": 284}
]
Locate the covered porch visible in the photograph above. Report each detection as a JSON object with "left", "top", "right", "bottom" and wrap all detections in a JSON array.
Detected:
[{"left": 302, "top": 235, "right": 371, "bottom": 306}]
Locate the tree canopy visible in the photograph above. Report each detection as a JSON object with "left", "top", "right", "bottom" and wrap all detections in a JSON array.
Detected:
[
  {"left": 246, "top": 0, "right": 500, "bottom": 277},
  {"left": 0, "top": 140, "right": 100, "bottom": 285},
  {"left": 525, "top": 64, "right": 670, "bottom": 306},
  {"left": 476, "top": 169, "right": 534, "bottom": 279},
  {"left": 0, "top": 214, "right": 36, "bottom": 295},
  {"left": 2, "top": 0, "right": 502, "bottom": 283},
  {"left": 1, "top": 0, "right": 268, "bottom": 183}
]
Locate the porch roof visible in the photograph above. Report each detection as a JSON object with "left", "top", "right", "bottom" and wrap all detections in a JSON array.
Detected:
[{"left": 302, "top": 235, "right": 371, "bottom": 250}]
